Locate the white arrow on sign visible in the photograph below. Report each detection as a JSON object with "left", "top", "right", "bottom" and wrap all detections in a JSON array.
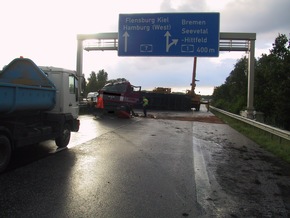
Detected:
[
  {"left": 123, "top": 31, "right": 130, "bottom": 52},
  {"left": 164, "top": 31, "right": 178, "bottom": 52}
]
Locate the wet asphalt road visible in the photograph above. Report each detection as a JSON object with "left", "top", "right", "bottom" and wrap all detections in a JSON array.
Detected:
[
  {"left": 0, "top": 113, "right": 198, "bottom": 217},
  {"left": 0, "top": 106, "right": 289, "bottom": 217}
]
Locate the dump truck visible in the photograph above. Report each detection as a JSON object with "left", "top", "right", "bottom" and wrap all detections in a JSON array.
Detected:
[{"left": 0, "top": 58, "right": 80, "bottom": 173}]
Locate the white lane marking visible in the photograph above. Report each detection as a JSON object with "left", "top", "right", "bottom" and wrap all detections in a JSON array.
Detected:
[{"left": 192, "top": 135, "right": 213, "bottom": 213}]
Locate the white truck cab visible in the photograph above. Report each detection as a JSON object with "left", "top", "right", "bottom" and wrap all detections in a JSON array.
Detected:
[{"left": 40, "top": 66, "right": 79, "bottom": 119}]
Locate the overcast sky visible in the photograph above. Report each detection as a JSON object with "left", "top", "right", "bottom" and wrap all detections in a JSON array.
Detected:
[{"left": 1, "top": 0, "right": 289, "bottom": 95}]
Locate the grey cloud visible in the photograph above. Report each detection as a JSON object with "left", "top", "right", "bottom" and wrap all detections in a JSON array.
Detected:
[
  {"left": 220, "top": 0, "right": 290, "bottom": 34},
  {"left": 160, "top": 0, "right": 207, "bottom": 12}
]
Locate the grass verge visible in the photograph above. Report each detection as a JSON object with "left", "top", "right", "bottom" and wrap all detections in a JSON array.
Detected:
[{"left": 212, "top": 111, "right": 290, "bottom": 164}]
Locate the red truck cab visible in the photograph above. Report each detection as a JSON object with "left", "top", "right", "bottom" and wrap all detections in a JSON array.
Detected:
[{"left": 98, "top": 81, "right": 141, "bottom": 113}]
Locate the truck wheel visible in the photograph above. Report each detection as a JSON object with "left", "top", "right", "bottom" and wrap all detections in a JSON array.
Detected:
[
  {"left": 55, "top": 124, "right": 71, "bottom": 148},
  {"left": 0, "top": 135, "right": 11, "bottom": 173}
]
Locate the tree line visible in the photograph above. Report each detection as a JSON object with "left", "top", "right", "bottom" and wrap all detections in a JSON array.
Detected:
[{"left": 211, "top": 34, "right": 290, "bottom": 130}]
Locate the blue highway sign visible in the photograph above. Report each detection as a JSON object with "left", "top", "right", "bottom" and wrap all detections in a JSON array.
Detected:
[{"left": 118, "top": 13, "right": 220, "bottom": 57}]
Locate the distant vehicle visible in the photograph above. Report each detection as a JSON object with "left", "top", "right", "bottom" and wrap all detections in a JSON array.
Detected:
[
  {"left": 87, "top": 92, "right": 99, "bottom": 103},
  {"left": 98, "top": 81, "right": 141, "bottom": 113}
]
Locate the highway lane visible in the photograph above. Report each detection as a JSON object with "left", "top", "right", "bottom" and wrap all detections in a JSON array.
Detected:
[
  {"left": 0, "top": 115, "right": 202, "bottom": 217},
  {"left": 0, "top": 109, "right": 289, "bottom": 217}
]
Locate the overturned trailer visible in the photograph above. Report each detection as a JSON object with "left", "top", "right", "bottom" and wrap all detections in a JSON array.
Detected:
[{"left": 140, "top": 92, "right": 193, "bottom": 111}]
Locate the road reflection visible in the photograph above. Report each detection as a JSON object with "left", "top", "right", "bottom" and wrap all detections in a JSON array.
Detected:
[{"left": 69, "top": 114, "right": 141, "bottom": 148}]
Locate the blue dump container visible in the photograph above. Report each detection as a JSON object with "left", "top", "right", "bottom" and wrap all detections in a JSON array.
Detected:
[{"left": 0, "top": 58, "right": 56, "bottom": 114}]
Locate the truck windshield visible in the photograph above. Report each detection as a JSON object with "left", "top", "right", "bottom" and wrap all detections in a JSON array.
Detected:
[{"left": 102, "top": 83, "right": 127, "bottom": 93}]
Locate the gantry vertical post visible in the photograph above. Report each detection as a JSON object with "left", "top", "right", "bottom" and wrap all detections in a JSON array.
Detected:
[
  {"left": 76, "top": 38, "right": 83, "bottom": 99},
  {"left": 246, "top": 39, "right": 255, "bottom": 119}
]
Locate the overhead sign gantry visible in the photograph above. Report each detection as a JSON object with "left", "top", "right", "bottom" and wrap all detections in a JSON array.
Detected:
[{"left": 76, "top": 13, "right": 256, "bottom": 118}]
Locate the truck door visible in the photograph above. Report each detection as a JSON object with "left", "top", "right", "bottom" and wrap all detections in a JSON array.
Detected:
[{"left": 67, "top": 74, "right": 79, "bottom": 118}]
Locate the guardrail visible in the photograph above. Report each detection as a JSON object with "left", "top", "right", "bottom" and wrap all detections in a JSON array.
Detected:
[{"left": 210, "top": 106, "right": 290, "bottom": 142}]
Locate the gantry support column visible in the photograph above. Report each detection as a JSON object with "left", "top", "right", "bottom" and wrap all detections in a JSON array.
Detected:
[
  {"left": 76, "top": 37, "right": 84, "bottom": 99},
  {"left": 246, "top": 39, "right": 255, "bottom": 119}
]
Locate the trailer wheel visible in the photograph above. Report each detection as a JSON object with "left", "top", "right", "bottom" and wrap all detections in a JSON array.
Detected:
[
  {"left": 55, "top": 124, "right": 71, "bottom": 148},
  {"left": 0, "top": 135, "right": 11, "bottom": 173}
]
